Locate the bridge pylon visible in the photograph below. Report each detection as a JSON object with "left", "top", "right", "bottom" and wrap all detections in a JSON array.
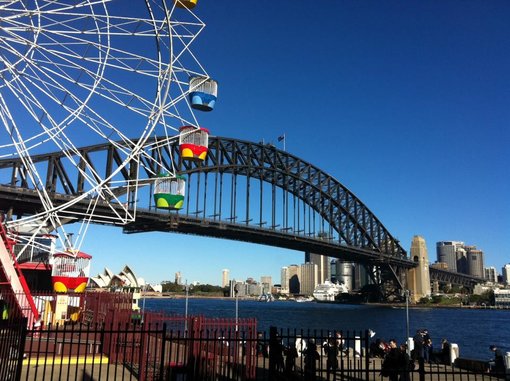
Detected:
[{"left": 407, "top": 236, "right": 432, "bottom": 303}]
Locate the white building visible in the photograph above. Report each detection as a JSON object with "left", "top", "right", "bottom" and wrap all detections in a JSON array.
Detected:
[
  {"left": 484, "top": 267, "right": 498, "bottom": 283},
  {"left": 502, "top": 264, "right": 510, "bottom": 286},
  {"left": 222, "top": 269, "right": 230, "bottom": 288},
  {"left": 494, "top": 288, "right": 510, "bottom": 308}
]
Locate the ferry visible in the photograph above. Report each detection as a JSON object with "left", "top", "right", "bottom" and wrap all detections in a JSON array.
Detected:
[{"left": 313, "top": 281, "right": 348, "bottom": 302}]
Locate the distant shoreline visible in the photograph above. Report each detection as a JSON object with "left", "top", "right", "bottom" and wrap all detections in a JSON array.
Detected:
[{"left": 142, "top": 293, "right": 509, "bottom": 310}]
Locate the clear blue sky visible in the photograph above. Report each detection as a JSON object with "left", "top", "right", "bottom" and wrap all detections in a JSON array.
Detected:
[{"left": 83, "top": 0, "right": 509, "bottom": 286}]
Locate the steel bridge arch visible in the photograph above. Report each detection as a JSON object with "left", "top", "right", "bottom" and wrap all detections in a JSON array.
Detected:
[
  {"left": 173, "top": 137, "right": 407, "bottom": 259},
  {"left": 0, "top": 136, "right": 417, "bottom": 296}
]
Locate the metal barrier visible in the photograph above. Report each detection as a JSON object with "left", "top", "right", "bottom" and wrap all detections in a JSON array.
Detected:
[
  {"left": 2, "top": 314, "right": 508, "bottom": 381},
  {"left": 0, "top": 318, "right": 27, "bottom": 381}
]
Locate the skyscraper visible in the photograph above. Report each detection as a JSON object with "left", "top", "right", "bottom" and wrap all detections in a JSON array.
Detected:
[
  {"left": 175, "top": 271, "right": 182, "bottom": 285},
  {"left": 299, "top": 262, "right": 318, "bottom": 296},
  {"left": 280, "top": 266, "right": 289, "bottom": 294},
  {"left": 466, "top": 247, "right": 484, "bottom": 278},
  {"left": 260, "top": 275, "right": 272, "bottom": 293},
  {"left": 335, "top": 261, "right": 354, "bottom": 292},
  {"left": 436, "top": 241, "right": 464, "bottom": 272},
  {"left": 485, "top": 267, "right": 498, "bottom": 283},
  {"left": 305, "top": 252, "right": 330, "bottom": 283},
  {"left": 221, "top": 269, "right": 229, "bottom": 288},
  {"left": 502, "top": 264, "right": 510, "bottom": 286},
  {"left": 288, "top": 264, "right": 300, "bottom": 294}
]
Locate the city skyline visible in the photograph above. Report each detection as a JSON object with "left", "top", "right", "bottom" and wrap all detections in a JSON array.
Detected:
[{"left": 82, "top": 1, "right": 508, "bottom": 285}]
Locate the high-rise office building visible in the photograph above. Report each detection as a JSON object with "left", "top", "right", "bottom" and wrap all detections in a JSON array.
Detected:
[
  {"left": 485, "top": 267, "right": 498, "bottom": 283},
  {"left": 299, "top": 262, "right": 318, "bottom": 296},
  {"left": 175, "top": 271, "right": 182, "bottom": 285},
  {"left": 353, "top": 263, "right": 370, "bottom": 290},
  {"left": 305, "top": 252, "right": 330, "bottom": 284},
  {"left": 466, "top": 247, "right": 484, "bottom": 278},
  {"left": 288, "top": 264, "right": 300, "bottom": 294},
  {"left": 502, "top": 264, "right": 510, "bottom": 286},
  {"left": 335, "top": 261, "right": 354, "bottom": 292},
  {"left": 280, "top": 267, "right": 289, "bottom": 294},
  {"left": 330, "top": 259, "right": 337, "bottom": 282},
  {"left": 436, "top": 241, "right": 464, "bottom": 272},
  {"left": 260, "top": 276, "right": 272, "bottom": 293},
  {"left": 221, "top": 269, "right": 229, "bottom": 288}
]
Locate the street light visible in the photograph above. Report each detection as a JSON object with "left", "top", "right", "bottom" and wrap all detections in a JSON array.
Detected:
[
  {"left": 184, "top": 280, "right": 192, "bottom": 334},
  {"left": 234, "top": 283, "right": 239, "bottom": 332},
  {"left": 404, "top": 289, "right": 410, "bottom": 355}
]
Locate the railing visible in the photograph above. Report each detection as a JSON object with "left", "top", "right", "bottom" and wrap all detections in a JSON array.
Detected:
[
  {"left": 1, "top": 290, "right": 507, "bottom": 381},
  {"left": 0, "top": 318, "right": 27, "bottom": 381},
  {"left": 8, "top": 321, "right": 508, "bottom": 381}
]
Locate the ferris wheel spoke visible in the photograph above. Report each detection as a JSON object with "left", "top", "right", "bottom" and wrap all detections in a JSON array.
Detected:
[{"left": 1, "top": 0, "right": 212, "bottom": 239}]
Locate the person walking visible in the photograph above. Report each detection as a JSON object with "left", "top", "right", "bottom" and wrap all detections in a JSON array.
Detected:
[{"left": 303, "top": 339, "right": 320, "bottom": 381}]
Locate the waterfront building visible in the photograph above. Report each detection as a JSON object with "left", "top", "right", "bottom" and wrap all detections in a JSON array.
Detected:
[
  {"left": 229, "top": 279, "right": 245, "bottom": 297},
  {"left": 353, "top": 263, "right": 370, "bottom": 291},
  {"left": 221, "top": 269, "right": 229, "bottom": 288},
  {"left": 305, "top": 252, "right": 330, "bottom": 284},
  {"left": 437, "top": 241, "right": 465, "bottom": 273},
  {"left": 465, "top": 246, "right": 484, "bottom": 277},
  {"left": 280, "top": 266, "right": 289, "bottom": 294},
  {"left": 494, "top": 288, "right": 510, "bottom": 308},
  {"left": 484, "top": 267, "right": 498, "bottom": 283},
  {"left": 502, "top": 264, "right": 510, "bottom": 286},
  {"left": 288, "top": 264, "right": 300, "bottom": 294},
  {"left": 260, "top": 275, "right": 272, "bottom": 294},
  {"left": 299, "top": 262, "right": 318, "bottom": 296},
  {"left": 335, "top": 261, "right": 354, "bottom": 292},
  {"left": 89, "top": 265, "right": 145, "bottom": 290},
  {"left": 330, "top": 259, "right": 337, "bottom": 282},
  {"left": 408, "top": 236, "right": 431, "bottom": 303}
]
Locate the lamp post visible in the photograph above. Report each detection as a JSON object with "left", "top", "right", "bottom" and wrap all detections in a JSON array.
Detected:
[
  {"left": 234, "top": 283, "right": 239, "bottom": 332},
  {"left": 404, "top": 289, "right": 410, "bottom": 355},
  {"left": 184, "top": 280, "right": 192, "bottom": 335}
]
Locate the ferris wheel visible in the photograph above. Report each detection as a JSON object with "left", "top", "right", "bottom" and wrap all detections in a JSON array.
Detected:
[{"left": 0, "top": 0, "right": 216, "bottom": 251}]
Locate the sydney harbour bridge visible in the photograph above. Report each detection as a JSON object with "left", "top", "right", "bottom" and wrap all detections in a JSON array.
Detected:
[{"left": 0, "top": 136, "right": 481, "bottom": 299}]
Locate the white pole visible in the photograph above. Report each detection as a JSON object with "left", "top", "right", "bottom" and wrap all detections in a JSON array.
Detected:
[
  {"left": 405, "top": 289, "right": 410, "bottom": 355},
  {"left": 185, "top": 280, "right": 189, "bottom": 335},
  {"left": 234, "top": 284, "right": 239, "bottom": 332}
]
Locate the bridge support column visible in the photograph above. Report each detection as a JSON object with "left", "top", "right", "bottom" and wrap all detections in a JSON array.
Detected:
[{"left": 407, "top": 236, "right": 431, "bottom": 303}]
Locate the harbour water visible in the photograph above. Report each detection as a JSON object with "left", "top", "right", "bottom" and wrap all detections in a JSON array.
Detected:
[{"left": 144, "top": 298, "right": 510, "bottom": 361}]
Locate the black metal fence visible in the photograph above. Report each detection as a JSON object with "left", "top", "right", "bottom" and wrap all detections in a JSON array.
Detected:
[
  {"left": 0, "top": 318, "right": 27, "bottom": 381},
  {"left": 10, "top": 322, "right": 508, "bottom": 381}
]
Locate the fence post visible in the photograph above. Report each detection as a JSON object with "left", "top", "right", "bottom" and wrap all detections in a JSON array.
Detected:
[
  {"left": 14, "top": 318, "right": 28, "bottom": 381},
  {"left": 364, "top": 330, "right": 370, "bottom": 381},
  {"left": 418, "top": 356, "right": 425, "bottom": 381},
  {"left": 159, "top": 323, "right": 167, "bottom": 381},
  {"left": 268, "top": 326, "right": 278, "bottom": 378}
]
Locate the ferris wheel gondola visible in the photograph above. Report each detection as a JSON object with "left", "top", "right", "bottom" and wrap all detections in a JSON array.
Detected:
[
  {"left": 179, "top": 126, "right": 210, "bottom": 162},
  {"left": 153, "top": 174, "right": 186, "bottom": 210},
  {"left": 189, "top": 76, "right": 218, "bottom": 111}
]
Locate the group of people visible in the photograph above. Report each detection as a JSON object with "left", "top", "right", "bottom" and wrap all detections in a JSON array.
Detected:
[
  {"left": 380, "top": 339, "right": 413, "bottom": 381},
  {"left": 376, "top": 329, "right": 453, "bottom": 381},
  {"left": 412, "top": 329, "right": 453, "bottom": 365},
  {"left": 259, "top": 331, "right": 345, "bottom": 381}
]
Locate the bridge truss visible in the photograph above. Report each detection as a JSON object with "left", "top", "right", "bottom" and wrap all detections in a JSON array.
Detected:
[{"left": 1, "top": 136, "right": 470, "bottom": 299}]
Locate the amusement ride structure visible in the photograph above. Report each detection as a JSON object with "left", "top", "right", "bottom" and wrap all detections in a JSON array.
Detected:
[{"left": 0, "top": 0, "right": 217, "bottom": 325}]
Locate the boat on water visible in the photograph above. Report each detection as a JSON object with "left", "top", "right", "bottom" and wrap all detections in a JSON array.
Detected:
[
  {"left": 295, "top": 296, "right": 314, "bottom": 303},
  {"left": 312, "top": 281, "right": 348, "bottom": 302},
  {"left": 258, "top": 293, "right": 275, "bottom": 302}
]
